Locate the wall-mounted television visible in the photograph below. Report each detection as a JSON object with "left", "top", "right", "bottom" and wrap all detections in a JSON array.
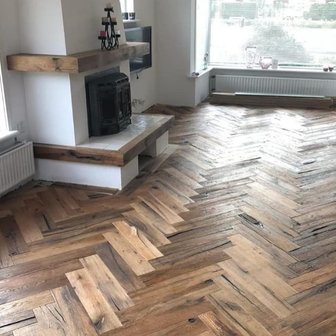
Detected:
[{"left": 125, "top": 26, "right": 152, "bottom": 73}]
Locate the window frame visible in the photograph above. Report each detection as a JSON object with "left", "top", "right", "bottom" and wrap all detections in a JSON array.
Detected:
[{"left": 0, "top": 61, "right": 9, "bottom": 135}]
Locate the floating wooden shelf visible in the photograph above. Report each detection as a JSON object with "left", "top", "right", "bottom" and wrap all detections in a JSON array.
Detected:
[{"left": 7, "top": 42, "right": 149, "bottom": 74}]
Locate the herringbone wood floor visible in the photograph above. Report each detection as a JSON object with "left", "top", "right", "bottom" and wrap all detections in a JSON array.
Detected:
[{"left": 1, "top": 103, "right": 336, "bottom": 335}]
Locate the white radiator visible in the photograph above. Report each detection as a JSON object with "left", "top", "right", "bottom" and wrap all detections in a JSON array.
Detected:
[
  {"left": 0, "top": 142, "right": 35, "bottom": 196},
  {"left": 215, "top": 75, "right": 336, "bottom": 96}
]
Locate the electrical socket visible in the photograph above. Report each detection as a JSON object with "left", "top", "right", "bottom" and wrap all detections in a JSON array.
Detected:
[{"left": 132, "top": 98, "right": 145, "bottom": 109}]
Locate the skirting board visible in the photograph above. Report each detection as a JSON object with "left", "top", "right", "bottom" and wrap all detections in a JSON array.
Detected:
[
  {"left": 35, "top": 156, "right": 139, "bottom": 190},
  {"left": 210, "top": 93, "right": 334, "bottom": 109}
]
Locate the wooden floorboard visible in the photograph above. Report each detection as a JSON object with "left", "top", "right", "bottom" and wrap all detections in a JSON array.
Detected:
[{"left": 1, "top": 103, "right": 336, "bottom": 335}]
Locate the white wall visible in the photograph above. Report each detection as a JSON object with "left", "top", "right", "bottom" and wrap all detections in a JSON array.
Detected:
[
  {"left": 195, "top": 72, "right": 210, "bottom": 105},
  {"left": 18, "top": 0, "right": 66, "bottom": 55},
  {"left": 0, "top": 0, "right": 29, "bottom": 140},
  {"left": 24, "top": 73, "right": 76, "bottom": 145},
  {"left": 129, "top": 0, "right": 157, "bottom": 113},
  {"left": 61, "top": 0, "right": 126, "bottom": 54},
  {"left": 155, "top": 0, "right": 196, "bottom": 107},
  {"left": 154, "top": 0, "right": 209, "bottom": 107}
]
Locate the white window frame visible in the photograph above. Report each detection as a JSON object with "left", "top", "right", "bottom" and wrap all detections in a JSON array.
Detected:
[
  {"left": 194, "top": 0, "right": 211, "bottom": 72},
  {"left": 0, "top": 64, "right": 9, "bottom": 135}
]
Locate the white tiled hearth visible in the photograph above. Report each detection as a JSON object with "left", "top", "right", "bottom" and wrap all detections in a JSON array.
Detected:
[
  {"left": 35, "top": 114, "right": 174, "bottom": 190},
  {"left": 79, "top": 115, "right": 168, "bottom": 150}
]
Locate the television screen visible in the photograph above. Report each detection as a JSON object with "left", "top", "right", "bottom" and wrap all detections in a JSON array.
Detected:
[{"left": 125, "top": 26, "right": 152, "bottom": 72}]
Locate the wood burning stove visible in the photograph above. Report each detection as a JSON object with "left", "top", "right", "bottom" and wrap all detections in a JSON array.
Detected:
[{"left": 86, "top": 71, "right": 132, "bottom": 136}]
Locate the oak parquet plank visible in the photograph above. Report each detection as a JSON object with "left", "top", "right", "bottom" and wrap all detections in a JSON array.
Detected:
[
  {"left": 95, "top": 243, "right": 145, "bottom": 293},
  {"left": 119, "top": 274, "right": 220, "bottom": 325},
  {"left": 209, "top": 290, "right": 274, "bottom": 336},
  {"left": 145, "top": 317, "right": 208, "bottom": 336},
  {"left": 0, "top": 244, "right": 100, "bottom": 281},
  {"left": 188, "top": 189, "right": 247, "bottom": 210},
  {"left": 289, "top": 261, "right": 336, "bottom": 292},
  {"left": 13, "top": 209, "right": 44, "bottom": 244},
  {"left": 236, "top": 223, "right": 298, "bottom": 267},
  {"left": 163, "top": 167, "right": 203, "bottom": 189},
  {"left": 37, "top": 190, "right": 69, "bottom": 223},
  {"left": 12, "top": 235, "right": 106, "bottom": 265},
  {"left": 213, "top": 275, "right": 280, "bottom": 330},
  {"left": 0, "top": 232, "right": 13, "bottom": 269},
  {"left": 21, "top": 200, "right": 53, "bottom": 234},
  {"left": 199, "top": 310, "right": 244, "bottom": 336},
  {"left": 158, "top": 232, "right": 231, "bottom": 259},
  {"left": 80, "top": 254, "right": 133, "bottom": 311},
  {"left": 130, "top": 264, "right": 223, "bottom": 302},
  {"left": 224, "top": 242, "right": 297, "bottom": 298},
  {"left": 51, "top": 286, "right": 98, "bottom": 336},
  {"left": 148, "top": 179, "right": 194, "bottom": 206},
  {"left": 0, "top": 311, "right": 35, "bottom": 333},
  {"left": 66, "top": 268, "right": 122, "bottom": 334},
  {"left": 218, "top": 260, "right": 294, "bottom": 318},
  {"left": 168, "top": 221, "right": 235, "bottom": 244},
  {"left": 239, "top": 205, "right": 299, "bottom": 252},
  {"left": 131, "top": 201, "right": 177, "bottom": 235},
  {"left": 172, "top": 213, "right": 238, "bottom": 233},
  {"left": 155, "top": 170, "right": 199, "bottom": 197},
  {"left": 134, "top": 181, "right": 189, "bottom": 213},
  {"left": 142, "top": 247, "right": 231, "bottom": 286},
  {"left": 0, "top": 258, "right": 81, "bottom": 304},
  {"left": 0, "top": 317, "right": 36, "bottom": 335},
  {"left": 112, "top": 221, "right": 163, "bottom": 260},
  {"left": 0, "top": 291, "right": 54, "bottom": 327},
  {"left": 137, "top": 193, "right": 184, "bottom": 225},
  {"left": 181, "top": 202, "right": 237, "bottom": 223},
  {"left": 152, "top": 237, "right": 232, "bottom": 267},
  {"left": 122, "top": 210, "right": 171, "bottom": 247},
  {"left": 0, "top": 217, "right": 29, "bottom": 257},
  {"left": 103, "top": 229, "right": 155, "bottom": 276},
  {"left": 299, "top": 314, "right": 336, "bottom": 336},
  {"left": 167, "top": 156, "right": 207, "bottom": 182},
  {"left": 104, "top": 298, "right": 213, "bottom": 336}
]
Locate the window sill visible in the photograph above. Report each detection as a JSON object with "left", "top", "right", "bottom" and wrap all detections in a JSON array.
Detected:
[
  {"left": 0, "top": 130, "right": 18, "bottom": 144},
  {"left": 189, "top": 67, "right": 213, "bottom": 79}
]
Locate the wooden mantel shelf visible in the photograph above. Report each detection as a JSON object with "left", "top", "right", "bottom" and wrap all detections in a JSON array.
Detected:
[{"left": 6, "top": 42, "right": 149, "bottom": 74}]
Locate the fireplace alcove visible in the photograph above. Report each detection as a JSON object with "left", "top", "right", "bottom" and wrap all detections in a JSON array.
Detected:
[
  {"left": 86, "top": 68, "right": 132, "bottom": 137},
  {"left": 6, "top": 35, "right": 173, "bottom": 189},
  {"left": 5, "top": 0, "right": 175, "bottom": 190}
]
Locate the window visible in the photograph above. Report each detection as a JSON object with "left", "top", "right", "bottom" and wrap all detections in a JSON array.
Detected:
[
  {"left": 0, "top": 66, "right": 8, "bottom": 134},
  {"left": 120, "top": 0, "right": 134, "bottom": 13},
  {"left": 208, "top": 0, "right": 336, "bottom": 70}
]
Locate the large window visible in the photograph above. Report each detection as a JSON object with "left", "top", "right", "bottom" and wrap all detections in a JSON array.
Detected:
[{"left": 209, "top": 0, "right": 336, "bottom": 69}]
